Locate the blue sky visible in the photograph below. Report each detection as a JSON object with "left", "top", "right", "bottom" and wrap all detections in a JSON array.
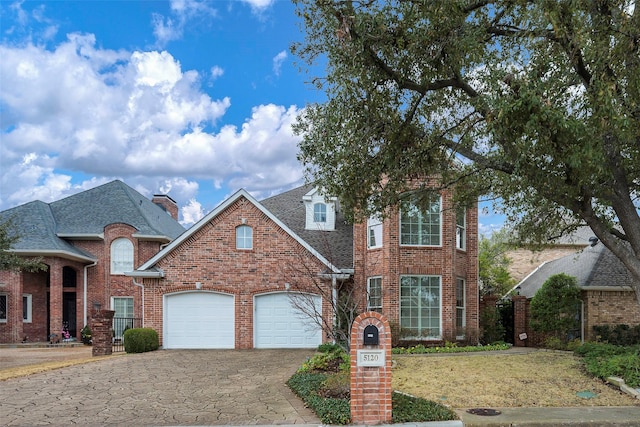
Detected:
[{"left": 1, "top": 0, "right": 503, "bottom": 233}]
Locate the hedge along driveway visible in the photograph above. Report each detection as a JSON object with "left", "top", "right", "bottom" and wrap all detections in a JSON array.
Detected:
[{"left": 0, "top": 349, "right": 320, "bottom": 426}]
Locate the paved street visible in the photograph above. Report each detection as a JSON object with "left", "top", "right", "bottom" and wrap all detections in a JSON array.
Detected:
[{"left": 0, "top": 349, "right": 320, "bottom": 426}]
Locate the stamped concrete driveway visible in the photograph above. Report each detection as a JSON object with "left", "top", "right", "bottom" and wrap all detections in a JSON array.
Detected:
[{"left": 0, "top": 349, "right": 320, "bottom": 426}]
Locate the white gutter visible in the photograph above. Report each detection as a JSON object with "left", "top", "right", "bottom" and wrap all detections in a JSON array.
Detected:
[
  {"left": 132, "top": 278, "right": 145, "bottom": 327},
  {"left": 83, "top": 261, "right": 98, "bottom": 326}
]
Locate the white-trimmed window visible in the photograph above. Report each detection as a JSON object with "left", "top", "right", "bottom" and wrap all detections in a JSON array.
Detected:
[
  {"left": 456, "top": 208, "right": 466, "bottom": 250},
  {"left": 367, "top": 216, "right": 383, "bottom": 249},
  {"left": 456, "top": 278, "right": 466, "bottom": 337},
  {"left": 111, "top": 238, "right": 134, "bottom": 275},
  {"left": 313, "top": 203, "right": 327, "bottom": 223},
  {"left": 112, "top": 296, "right": 134, "bottom": 339},
  {"left": 400, "top": 196, "right": 441, "bottom": 246},
  {"left": 367, "top": 277, "right": 383, "bottom": 312},
  {"left": 0, "top": 294, "right": 7, "bottom": 323},
  {"left": 23, "top": 294, "right": 32, "bottom": 323},
  {"left": 236, "top": 225, "right": 253, "bottom": 250},
  {"left": 400, "top": 275, "right": 441, "bottom": 338}
]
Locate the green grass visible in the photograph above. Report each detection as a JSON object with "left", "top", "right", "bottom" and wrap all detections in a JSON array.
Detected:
[{"left": 574, "top": 343, "right": 640, "bottom": 387}]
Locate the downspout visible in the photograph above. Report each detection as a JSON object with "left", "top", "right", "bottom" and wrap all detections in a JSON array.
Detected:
[
  {"left": 83, "top": 261, "right": 98, "bottom": 327},
  {"left": 132, "top": 278, "right": 145, "bottom": 327}
]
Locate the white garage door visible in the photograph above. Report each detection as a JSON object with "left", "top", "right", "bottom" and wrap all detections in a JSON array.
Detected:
[
  {"left": 254, "top": 292, "right": 322, "bottom": 348},
  {"left": 164, "top": 292, "right": 234, "bottom": 349}
]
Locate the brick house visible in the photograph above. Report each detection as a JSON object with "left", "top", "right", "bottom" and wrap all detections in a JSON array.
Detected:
[
  {"left": 0, "top": 180, "right": 185, "bottom": 343},
  {"left": 2, "top": 180, "right": 479, "bottom": 348},
  {"left": 514, "top": 238, "right": 640, "bottom": 342}
]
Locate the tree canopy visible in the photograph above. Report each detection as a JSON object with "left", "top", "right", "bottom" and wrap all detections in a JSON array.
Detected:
[
  {"left": 292, "top": 0, "right": 640, "bottom": 306},
  {"left": 530, "top": 273, "right": 582, "bottom": 342},
  {"left": 0, "top": 219, "right": 46, "bottom": 273},
  {"left": 479, "top": 231, "right": 516, "bottom": 297}
]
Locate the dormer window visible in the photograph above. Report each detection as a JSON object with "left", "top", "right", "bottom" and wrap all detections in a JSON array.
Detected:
[
  {"left": 314, "top": 203, "right": 327, "bottom": 223},
  {"left": 303, "top": 187, "right": 337, "bottom": 231}
]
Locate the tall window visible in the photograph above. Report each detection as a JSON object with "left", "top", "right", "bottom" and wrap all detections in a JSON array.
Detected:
[
  {"left": 367, "top": 277, "right": 382, "bottom": 312},
  {"left": 367, "top": 216, "right": 383, "bottom": 248},
  {"left": 400, "top": 196, "right": 441, "bottom": 246},
  {"left": 313, "top": 203, "right": 327, "bottom": 222},
  {"left": 111, "top": 238, "right": 133, "bottom": 274},
  {"left": 23, "top": 294, "right": 32, "bottom": 323},
  {"left": 0, "top": 294, "right": 7, "bottom": 323},
  {"left": 456, "top": 278, "right": 466, "bottom": 337},
  {"left": 400, "top": 275, "right": 441, "bottom": 338},
  {"left": 112, "top": 296, "right": 134, "bottom": 338},
  {"left": 236, "top": 225, "right": 253, "bottom": 250},
  {"left": 456, "top": 208, "right": 466, "bottom": 250}
]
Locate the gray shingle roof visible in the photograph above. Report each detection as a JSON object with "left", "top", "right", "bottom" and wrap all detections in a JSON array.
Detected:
[
  {"left": 517, "top": 243, "right": 633, "bottom": 298},
  {"left": 0, "top": 180, "right": 185, "bottom": 261},
  {"left": 260, "top": 184, "right": 354, "bottom": 270}
]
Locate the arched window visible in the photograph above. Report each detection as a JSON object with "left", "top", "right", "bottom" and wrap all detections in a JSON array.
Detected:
[
  {"left": 236, "top": 225, "right": 253, "bottom": 250},
  {"left": 313, "top": 203, "right": 327, "bottom": 222},
  {"left": 111, "top": 238, "right": 134, "bottom": 274}
]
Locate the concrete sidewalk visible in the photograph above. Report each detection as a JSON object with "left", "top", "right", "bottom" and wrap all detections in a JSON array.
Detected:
[{"left": 455, "top": 406, "right": 640, "bottom": 426}]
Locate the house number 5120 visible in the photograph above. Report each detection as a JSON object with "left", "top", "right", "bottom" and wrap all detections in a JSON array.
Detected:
[{"left": 357, "top": 349, "right": 385, "bottom": 367}]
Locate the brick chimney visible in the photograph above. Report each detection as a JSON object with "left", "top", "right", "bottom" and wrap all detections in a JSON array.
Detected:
[{"left": 152, "top": 194, "right": 178, "bottom": 221}]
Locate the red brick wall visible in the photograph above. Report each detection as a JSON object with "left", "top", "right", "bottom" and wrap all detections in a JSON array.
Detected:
[
  {"left": 583, "top": 289, "right": 640, "bottom": 341},
  {"left": 142, "top": 196, "right": 334, "bottom": 349},
  {"left": 353, "top": 185, "right": 479, "bottom": 343}
]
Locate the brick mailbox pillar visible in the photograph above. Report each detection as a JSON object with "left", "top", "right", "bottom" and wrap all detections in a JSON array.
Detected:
[
  {"left": 350, "top": 311, "right": 392, "bottom": 425},
  {"left": 91, "top": 309, "right": 115, "bottom": 357},
  {"left": 513, "top": 295, "right": 528, "bottom": 347}
]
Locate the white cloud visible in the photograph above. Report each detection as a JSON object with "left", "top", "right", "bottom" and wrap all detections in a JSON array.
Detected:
[
  {"left": 0, "top": 32, "right": 305, "bottom": 215},
  {"left": 152, "top": 0, "right": 217, "bottom": 47},
  {"left": 210, "top": 65, "right": 224, "bottom": 80},
  {"left": 181, "top": 198, "right": 205, "bottom": 225},
  {"left": 272, "top": 50, "right": 287, "bottom": 76},
  {"left": 241, "top": 0, "right": 274, "bottom": 12}
]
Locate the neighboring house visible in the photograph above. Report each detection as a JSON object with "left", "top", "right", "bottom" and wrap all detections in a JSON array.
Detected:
[
  {"left": 515, "top": 240, "right": 640, "bottom": 341},
  {"left": 2, "top": 180, "right": 479, "bottom": 348},
  {"left": 0, "top": 180, "right": 185, "bottom": 343}
]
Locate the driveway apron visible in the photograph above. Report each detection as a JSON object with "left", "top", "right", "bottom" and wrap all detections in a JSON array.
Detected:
[{"left": 0, "top": 349, "right": 320, "bottom": 426}]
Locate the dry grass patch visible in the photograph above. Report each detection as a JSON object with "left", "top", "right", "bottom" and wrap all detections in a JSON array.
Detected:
[{"left": 392, "top": 351, "right": 640, "bottom": 408}]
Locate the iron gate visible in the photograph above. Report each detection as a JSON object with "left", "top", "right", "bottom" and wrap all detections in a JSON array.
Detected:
[{"left": 112, "top": 317, "right": 141, "bottom": 352}]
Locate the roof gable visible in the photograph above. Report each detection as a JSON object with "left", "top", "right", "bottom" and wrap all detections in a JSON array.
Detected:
[{"left": 136, "top": 188, "right": 341, "bottom": 274}]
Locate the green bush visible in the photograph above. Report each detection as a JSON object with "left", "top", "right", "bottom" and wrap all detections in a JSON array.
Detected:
[
  {"left": 123, "top": 328, "right": 159, "bottom": 353},
  {"left": 593, "top": 324, "right": 640, "bottom": 346},
  {"left": 530, "top": 273, "right": 581, "bottom": 344},
  {"left": 392, "top": 342, "right": 510, "bottom": 354},
  {"left": 479, "top": 305, "right": 505, "bottom": 344},
  {"left": 574, "top": 342, "right": 640, "bottom": 387}
]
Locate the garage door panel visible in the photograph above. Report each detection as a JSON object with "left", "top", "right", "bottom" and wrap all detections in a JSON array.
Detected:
[
  {"left": 254, "top": 292, "right": 322, "bottom": 349},
  {"left": 165, "top": 292, "right": 234, "bottom": 349}
]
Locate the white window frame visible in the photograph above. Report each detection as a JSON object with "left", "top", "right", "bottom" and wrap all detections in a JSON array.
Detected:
[
  {"left": 399, "top": 197, "right": 442, "bottom": 247},
  {"left": 456, "top": 278, "right": 466, "bottom": 338},
  {"left": 23, "top": 294, "right": 32, "bottom": 323},
  {"left": 367, "top": 277, "right": 383, "bottom": 312},
  {"left": 313, "top": 203, "right": 327, "bottom": 223},
  {"left": 367, "top": 216, "right": 383, "bottom": 249},
  {"left": 110, "top": 238, "right": 134, "bottom": 275},
  {"left": 111, "top": 296, "right": 134, "bottom": 339},
  {"left": 399, "top": 275, "right": 441, "bottom": 339},
  {"left": 0, "top": 293, "right": 7, "bottom": 323},
  {"left": 456, "top": 208, "right": 466, "bottom": 251},
  {"left": 236, "top": 225, "right": 253, "bottom": 250}
]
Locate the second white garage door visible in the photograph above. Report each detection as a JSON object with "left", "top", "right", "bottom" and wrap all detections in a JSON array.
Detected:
[
  {"left": 164, "top": 291, "right": 235, "bottom": 349},
  {"left": 254, "top": 292, "right": 322, "bottom": 348}
]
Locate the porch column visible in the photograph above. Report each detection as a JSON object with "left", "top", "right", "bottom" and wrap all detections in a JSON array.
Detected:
[
  {"left": 3, "top": 271, "right": 23, "bottom": 342},
  {"left": 48, "top": 260, "right": 63, "bottom": 338}
]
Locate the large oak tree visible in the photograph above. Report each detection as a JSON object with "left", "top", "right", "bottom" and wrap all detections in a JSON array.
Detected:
[{"left": 292, "top": 0, "right": 640, "bottom": 307}]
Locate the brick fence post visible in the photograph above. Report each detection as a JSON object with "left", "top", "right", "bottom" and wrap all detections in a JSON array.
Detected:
[
  {"left": 513, "top": 295, "right": 528, "bottom": 347},
  {"left": 91, "top": 309, "right": 115, "bottom": 357},
  {"left": 350, "top": 311, "right": 392, "bottom": 425}
]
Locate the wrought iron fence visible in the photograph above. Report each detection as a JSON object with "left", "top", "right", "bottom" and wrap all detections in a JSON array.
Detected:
[{"left": 112, "top": 317, "right": 142, "bottom": 353}]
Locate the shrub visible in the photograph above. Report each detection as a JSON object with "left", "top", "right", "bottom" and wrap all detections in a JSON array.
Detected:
[
  {"left": 593, "top": 324, "right": 640, "bottom": 346},
  {"left": 392, "top": 392, "right": 457, "bottom": 423},
  {"left": 530, "top": 273, "right": 581, "bottom": 344},
  {"left": 123, "top": 328, "right": 159, "bottom": 353},
  {"left": 574, "top": 342, "right": 640, "bottom": 388},
  {"left": 479, "top": 306, "right": 505, "bottom": 344},
  {"left": 392, "top": 342, "right": 510, "bottom": 354}
]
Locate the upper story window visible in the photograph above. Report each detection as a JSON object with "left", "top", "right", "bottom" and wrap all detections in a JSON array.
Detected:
[
  {"left": 313, "top": 203, "right": 327, "bottom": 223},
  {"left": 236, "top": 225, "right": 253, "bottom": 250},
  {"left": 303, "top": 188, "right": 337, "bottom": 230},
  {"left": 111, "top": 238, "right": 134, "bottom": 275},
  {"left": 367, "top": 216, "right": 383, "bottom": 249},
  {"left": 400, "top": 196, "right": 441, "bottom": 246},
  {"left": 456, "top": 208, "right": 466, "bottom": 250}
]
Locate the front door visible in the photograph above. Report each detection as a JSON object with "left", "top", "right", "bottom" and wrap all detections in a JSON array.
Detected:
[{"left": 63, "top": 292, "right": 77, "bottom": 338}]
